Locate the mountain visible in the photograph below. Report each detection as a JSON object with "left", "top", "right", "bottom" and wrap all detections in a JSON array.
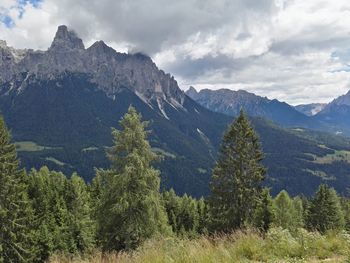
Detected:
[
  {"left": 314, "top": 90, "right": 350, "bottom": 135},
  {"left": 186, "top": 87, "right": 322, "bottom": 129},
  {"left": 1, "top": 26, "right": 350, "bottom": 197},
  {"left": 295, "top": 103, "right": 327, "bottom": 116}
]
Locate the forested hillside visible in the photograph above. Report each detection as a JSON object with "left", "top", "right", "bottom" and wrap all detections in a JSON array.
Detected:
[{"left": 1, "top": 109, "right": 350, "bottom": 262}]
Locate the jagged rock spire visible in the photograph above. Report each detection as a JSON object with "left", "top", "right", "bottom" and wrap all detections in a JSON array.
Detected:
[{"left": 49, "top": 25, "right": 85, "bottom": 51}]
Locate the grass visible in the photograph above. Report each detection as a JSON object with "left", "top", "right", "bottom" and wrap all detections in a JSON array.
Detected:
[
  {"left": 152, "top": 147, "right": 176, "bottom": 159},
  {"left": 305, "top": 150, "right": 350, "bottom": 164},
  {"left": 49, "top": 228, "right": 350, "bottom": 263},
  {"left": 15, "top": 141, "right": 59, "bottom": 152},
  {"left": 81, "top": 147, "right": 99, "bottom": 152},
  {"left": 303, "top": 169, "right": 335, "bottom": 180},
  {"left": 313, "top": 150, "right": 350, "bottom": 164},
  {"left": 45, "top": 157, "right": 66, "bottom": 166}
]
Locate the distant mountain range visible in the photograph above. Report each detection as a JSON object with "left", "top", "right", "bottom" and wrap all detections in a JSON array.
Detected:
[
  {"left": 186, "top": 87, "right": 322, "bottom": 128},
  {"left": 186, "top": 86, "right": 350, "bottom": 136},
  {"left": 313, "top": 90, "right": 350, "bottom": 136},
  {"left": 1, "top": 26, "right": 350, "bottom": 197},
  {"left": 294, "top": 103, "right": 327, "bottom": 116}
]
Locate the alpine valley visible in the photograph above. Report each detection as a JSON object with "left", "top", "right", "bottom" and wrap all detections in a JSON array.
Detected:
[{"left": 1, "top": 26, "right": 350, "bottom": 197}]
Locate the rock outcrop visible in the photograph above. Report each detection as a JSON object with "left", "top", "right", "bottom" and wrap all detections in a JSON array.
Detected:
[{"left": 0, "top": 25, "right": 185, "bottom": 109}]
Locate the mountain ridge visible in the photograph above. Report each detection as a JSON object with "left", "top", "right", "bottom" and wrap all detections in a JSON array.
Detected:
[
  {"left": 1, "top": 26, "right": 350, "bottom": 197},
  {"left": 185, "top": 86, "right": 323, "bottom": 129},
  {"left": 0, "top": 25, "right": 185, "bottom": 117}
]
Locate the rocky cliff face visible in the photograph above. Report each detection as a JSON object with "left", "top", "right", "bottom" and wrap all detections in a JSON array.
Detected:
[
  {"left": 185, "top": 86, "right": 318, "bottom": 128},
  {"left": 186, "top": 87, "right": 270, "bottom": 116},
  {"left": 0, "top": 25, "right": 185, "bottom": 113}
]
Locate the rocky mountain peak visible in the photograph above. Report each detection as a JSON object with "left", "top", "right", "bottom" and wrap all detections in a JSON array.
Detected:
[
  {"left": 332, "top": 89, "right": 350, "bottom": 106},
  {"left": 0, "top": 25, "right": 186, "bottom": 114},
  {"left": 0, "top": 40, "right": 8, "bottom": 49},
  {"left": 186, "top": 86, "right": 198, "bottom": 99},
  {"left": 49, "top": 25, "right": 85, "bottom": 51},
  {"left": 319, "top": 89, "right": 350, "bottom": 116},
  {"left": 88, "top": 40, "right": 113, "bottom": 53}
]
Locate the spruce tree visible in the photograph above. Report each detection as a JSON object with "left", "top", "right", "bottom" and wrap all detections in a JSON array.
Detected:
[
  {"left": 162, "top": 189, "right": 201, "bottom": 236},
  {"left": 292, "top": 196, "right": 304, "bottom": 229},
  {"left": 307, "top": 184, "right": 344, "bottom": 233},
  {"left": 64, "top": 174, "right": 95, "bottom": 253},
  {"left": 340, "top": 197, "right": 350, "bottom": 231},
  {"left": 28, "top": 167, "right": 71, "bottom": 261},
  {"left": 253, "top": 188, "right": 273, "bottom": 232},
  {"left": 210, "top": 110, "right": 266, "bottom": 232},
  {"left": 96, "top": 106, "right": 170, "bottom": 251},
  {"left": 0, "top": 117, "right": 35, "bottom": 262}
]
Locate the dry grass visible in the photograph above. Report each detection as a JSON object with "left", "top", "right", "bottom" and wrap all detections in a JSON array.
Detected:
[{"left": 49, "top": 228, "right": 350, "bottom": 263}]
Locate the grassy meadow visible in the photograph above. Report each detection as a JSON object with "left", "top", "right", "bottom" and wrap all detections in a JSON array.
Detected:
[{"left": 49, "top": 228, "right": 350, "bottom": 263}]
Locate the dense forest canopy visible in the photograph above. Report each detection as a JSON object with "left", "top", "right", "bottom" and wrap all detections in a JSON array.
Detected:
[{"left": 0, "top": 108, "right": 349, "bottom": 262}]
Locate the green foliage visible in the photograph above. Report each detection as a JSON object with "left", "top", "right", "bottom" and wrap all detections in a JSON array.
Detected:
[
  {"left": 273, "top": 190, "right": 294, "bottom": 230},
  {"left": 27, "top": 167, "right": 94, "bottom": 261},
  {"left": 0, "top": 117, "right": 35, "bottom": 262},
  {"left": 307, "top": 184, "right": 345, "bottom": 233},
  {"left": 3, "top": 104, "right": 350, "bottom": 262},
  {"left": 162, "top": 189, "right": 209, "bottom": 236},
  {"left": 340, "top": 197, "right": 350, "bottom": 231},
  {"left": 252, "top": 188, "right": 274, "bottom": 232},
  {"left": 210, "top": 110, "right": 266, "bottom": 232},
  {"left": 272, "top": 190, "right": 304, "bottom": 231},
  {"left": 64, "top": 174, "right": 95, "bottom": 252},
  {"left": 95, "top": 106, "right": 170, "bottom": 251},
  {"left": 50, "top": 228, "right": 350, "bottom": 263}
]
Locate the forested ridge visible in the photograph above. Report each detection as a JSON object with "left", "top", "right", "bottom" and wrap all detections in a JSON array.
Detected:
[{"left": 1, "top": 107, "right": 350, "bottom": 262}]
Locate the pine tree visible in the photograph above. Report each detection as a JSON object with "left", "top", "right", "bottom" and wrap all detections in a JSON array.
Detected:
[
  {"left": 197, "top": 197, "right": 210, "bottom": 234},
  {"left": 64, "top": 173, "right": 95, "bottom": 253},
  {"left": 340, "top": 197, "right": 350, "bottom": 231},
  {"left": 28, "top": 167, "right": 71, "bottom": 261},
  {"left": 162, "top": 189, "right": 202, "bottom": 236},
  {"left": 307, "top": 184, "right": 344, "bottom": 233},
  {"left": 292, "top": 196, "right": 304, "bottom": 229},
  {"left": 209, "top": 110, "right": 266, "bottom": 232},
  {"left": 96, "top": 106, "right": 170, "bottom": 251},
  {"left": 253, "top": 188, "right": 273, "bottom": 232},
  {"left": 0, "top": 117, "right": 35, "bottom": 262}
]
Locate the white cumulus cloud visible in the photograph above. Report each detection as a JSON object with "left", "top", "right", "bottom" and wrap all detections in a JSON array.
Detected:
[{"left": 1, "top": 0, "right": 350, "bottom": 105}]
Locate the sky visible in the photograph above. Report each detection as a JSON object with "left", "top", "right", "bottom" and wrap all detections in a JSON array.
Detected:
[{"left": 1, "top": 0, "right": 350, "bottom": 105}]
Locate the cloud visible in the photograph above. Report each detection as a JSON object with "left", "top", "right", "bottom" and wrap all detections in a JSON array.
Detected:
[{"left": 1, "top": 0, "right": 350, "bottom": 104}]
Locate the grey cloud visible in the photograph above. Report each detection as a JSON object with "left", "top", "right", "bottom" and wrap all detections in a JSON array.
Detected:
[
  {"left": 165, "top": 54, "right": 256, "bottom": 79},
  {"left": 51, "top": 0, "right": 277, "bottom": 54},
  {"left": 3, "top": 0, "right": 350, "bottom": 104}
]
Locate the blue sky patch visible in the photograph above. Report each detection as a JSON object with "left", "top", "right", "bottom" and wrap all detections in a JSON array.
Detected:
[
  {"left": 1, "top": 15, "right": 15, "bottom": 28},
  {"left": 18, "top": 0, "right": 42, "bottom": 8},
  {"left": 1, "top": 0, "right": 42, "bottom": 27}
]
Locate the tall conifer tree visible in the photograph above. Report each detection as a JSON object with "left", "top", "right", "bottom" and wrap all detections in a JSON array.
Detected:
[
  {"left": 210, "top": 110, "right": 266, "bottom": 232},
  {"left": 96, "top": 106, "right": 170, "bottom": 251},
  {"left": 307, "top": 184, "right": 344, "bottom": 233},
  {"left": 0, "top": 117, "right": 35, "bottom": 262}
]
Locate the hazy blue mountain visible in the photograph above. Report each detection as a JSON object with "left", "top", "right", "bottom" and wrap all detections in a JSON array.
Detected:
[
  {"left": 186, "top": 87, "right": 323, "bottom": 129},
  {"left": 314, "top": 90, "right": 350, "bottom": 136},
  {"left": 1, "top": 26, "right": 350, "bottom": 197},
  {"left": 295, "top": 103, "right": 327, "bottom": 116}
]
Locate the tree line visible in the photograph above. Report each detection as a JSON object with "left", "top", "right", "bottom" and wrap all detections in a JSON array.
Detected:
[{"left": 1, "top": 107, "right": 350, "bottom": 262}]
